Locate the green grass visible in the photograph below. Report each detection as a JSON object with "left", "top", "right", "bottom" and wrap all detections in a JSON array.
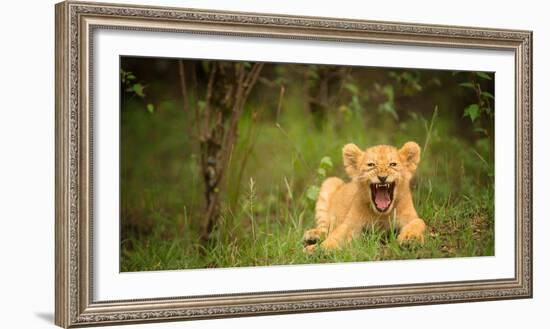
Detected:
[{"left": 120, "top": 86, "right": 494, "bottom": 272}]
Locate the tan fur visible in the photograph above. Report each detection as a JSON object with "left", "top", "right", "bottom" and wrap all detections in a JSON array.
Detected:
[{"left": 303, "top": 141, "right": 426, "bottom": 252}]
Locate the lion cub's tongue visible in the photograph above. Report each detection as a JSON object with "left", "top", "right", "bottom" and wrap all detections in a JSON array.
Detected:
[{"left": 375, "top": 188, "right": 391, "bottom": 210}]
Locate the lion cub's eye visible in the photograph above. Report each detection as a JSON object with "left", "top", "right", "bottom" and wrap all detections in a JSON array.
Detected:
[
  {"left": 367, "top": 162, "right": 376, "bottom": 167},
  {"left": 389, "top": 162, "right": 397, "bottom": 167}
]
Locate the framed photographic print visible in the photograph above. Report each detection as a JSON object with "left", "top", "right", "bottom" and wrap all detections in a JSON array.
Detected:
[{"left": 55, "top": 1, "right": 532, "bottom": 327}]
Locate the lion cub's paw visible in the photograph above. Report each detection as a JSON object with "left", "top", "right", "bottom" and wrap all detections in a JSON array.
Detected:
[
  {"left": 320, "top": 238, "right": 341, "bottom": 251},
  {"left": 397, "top": 219, "right": 426, "bottom": 245},
  {"left": 303, "top": 228, "right": 324, "bottom": 245},
  {"left": 303, "top": 239, "right": 338, "bottom": 254},
  {"left": 303, "top": 244, "right": 318, "bottom": 254}
]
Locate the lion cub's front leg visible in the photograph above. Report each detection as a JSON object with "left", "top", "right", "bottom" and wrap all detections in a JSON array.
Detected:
[
  {"left": 397, "top": 218, "right": 426, "bottom": 244},
  {"left": 321, "top": 220, "right": 363, "bottom": 251}
]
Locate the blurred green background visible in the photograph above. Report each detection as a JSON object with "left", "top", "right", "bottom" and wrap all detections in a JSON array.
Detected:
[{"left": 120, "top": 57, "right": 494, "bottom": 272}]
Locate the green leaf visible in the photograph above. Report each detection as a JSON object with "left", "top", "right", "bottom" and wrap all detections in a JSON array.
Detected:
[
  {"left": 463, "top": 104, "right": 480, "bottom": 122},
  {"left": 482, "top": 106, "right": 493, "bottom": 115},
  {"left": 146, "top": 103, "right": 154, "bottom": 114},
  {"left": 306, "top": 186, "right": 320, "bottom": 202},
  {"left": 307, "top": 66, "right": 319, "bottom": 80},
  {"left": 274, "top": 77, "right": 287, "bottom": 86},
  {"left": 382, "top": 84, "right": 394, "bottom": 102},
  {"left": 481, "top": 91, "right": 494, "bottom": 99},
  {"left": 378, "top": 102, "right": 398, "bottom": 120},
  {"left": 459, "top": 82, "right": 475, "bottom": 89},
  {"left": 317, "top": 168, "right": 326, "bottom": 178},
  {"left": 197, "top": 100, "right": 206, "bottom": 113},
  {"left": 476, "top": 72, "right": 492, "bottom": 80},
  {"left": 402, "top": 71, "right": 414, "bottom": 82},
  {"left": 319, "top": 156, "right": 333, "bottom": 170},
  {"left": 350, "top": 95, "right": 362, "bottom": 112},
  {"left": 344, "top": 83, "right": 359, "bottom": 95},
  {"left": 411, "top": 81, "right": 422, "bottom": 92},
  {"left": 474, "top": 127, "right": 489, "bottom": 136},
  {"left": 132, "top": 83, "right": 146, "bottom": 97}
]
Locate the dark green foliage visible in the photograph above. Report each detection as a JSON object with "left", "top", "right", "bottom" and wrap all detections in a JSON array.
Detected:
[
  {"left": 120, "top": 69, "right": 154, "bottom": 113},
  {"left": 458, "top": 71, "right": 494, "bottom": 127}
]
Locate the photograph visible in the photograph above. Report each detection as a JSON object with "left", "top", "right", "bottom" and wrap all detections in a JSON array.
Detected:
[{"left": 119, "top": 57, "right": 495, "bottom": 272}]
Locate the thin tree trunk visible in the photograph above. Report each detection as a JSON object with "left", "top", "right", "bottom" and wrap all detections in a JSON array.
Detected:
[{"left": 176, "top": 61, "right": 265, "bottom": 246}]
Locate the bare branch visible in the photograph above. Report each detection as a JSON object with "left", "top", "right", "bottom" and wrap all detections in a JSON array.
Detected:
[
  {"left": 243, "top": 63, "right": 264, "bottom": 103},
  {"left": 221, "top": 64, "right": 262, "bottom": 163},
  {"left": 203, "top": 63, "right": 218, "bottom": 137}
]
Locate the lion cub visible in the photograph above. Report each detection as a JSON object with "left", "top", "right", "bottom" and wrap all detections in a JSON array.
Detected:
[{"left": 303, "top": 141, "right": 426, "bottom": 253}]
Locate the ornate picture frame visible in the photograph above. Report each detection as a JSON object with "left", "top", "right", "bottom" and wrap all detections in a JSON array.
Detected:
[{"left": 55, "top": 1, "right": 532, "bottom": 327}]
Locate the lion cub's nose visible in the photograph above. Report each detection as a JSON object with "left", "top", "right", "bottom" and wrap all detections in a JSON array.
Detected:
[{"left": 378, "top": 176, "right": 387, "bottom": 183}]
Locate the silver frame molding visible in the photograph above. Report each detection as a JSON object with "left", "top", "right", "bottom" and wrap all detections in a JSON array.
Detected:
[{"left": 55, "top": 1, "right": 533, "bottom": 327}]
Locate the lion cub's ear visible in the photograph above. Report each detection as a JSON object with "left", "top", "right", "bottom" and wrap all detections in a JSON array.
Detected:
[
  {"left": 343, "top": 143, "right": 364, "bottom": 177},
  {"left": 399, "top": 141, "right": 421, "bottom": 173}
]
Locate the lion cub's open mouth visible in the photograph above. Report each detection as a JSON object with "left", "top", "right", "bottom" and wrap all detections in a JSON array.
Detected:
[{"left": 370, "top": 182, "right": 395, "bottom": 213}]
